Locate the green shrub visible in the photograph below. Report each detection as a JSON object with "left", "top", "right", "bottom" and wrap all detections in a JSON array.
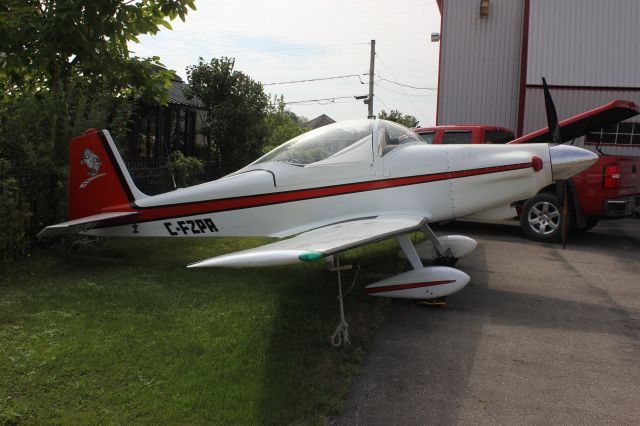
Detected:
[
  {"left": 167, "top": 150, "right": 204, "bottom": 188},
  {"left": 0, "top": 160, "right": 31, "bottom": 260},
  {"left": 0, "top": 81, "right": 135, "bottom": 258}
]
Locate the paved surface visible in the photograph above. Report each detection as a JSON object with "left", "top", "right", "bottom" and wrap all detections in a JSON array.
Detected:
[{"left": 335, "top": 219, "right": 640, "bottom": 425}]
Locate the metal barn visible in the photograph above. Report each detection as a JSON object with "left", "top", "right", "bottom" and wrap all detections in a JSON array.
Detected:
[{"left": 435, "top": 0, "right": 640, "bottom": 155}]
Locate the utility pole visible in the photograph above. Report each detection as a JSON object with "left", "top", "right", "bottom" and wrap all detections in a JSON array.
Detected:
[{"left": 367, "top": 39, "right": 375, "bottom": 119}]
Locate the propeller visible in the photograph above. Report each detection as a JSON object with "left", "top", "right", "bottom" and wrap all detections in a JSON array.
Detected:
[{"left": 542, "top": 77, "right": 569, "bottom": 248}]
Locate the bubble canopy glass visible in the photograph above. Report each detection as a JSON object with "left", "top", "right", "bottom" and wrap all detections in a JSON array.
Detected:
[{"left": 252, "top": 119, "right": 425, "bottom": 166}]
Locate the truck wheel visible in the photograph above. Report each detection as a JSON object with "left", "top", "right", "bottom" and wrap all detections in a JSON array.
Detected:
[
  {"left": 575, "top": 218, "right": 599, "bottom": 232},
  {"left": 520, "top": 193, "right": 568, "bottom": 242}
]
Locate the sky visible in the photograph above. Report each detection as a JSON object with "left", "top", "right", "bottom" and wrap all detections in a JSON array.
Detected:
[{"left": 132, "top": 0, "right": 442, "bottom": 126}]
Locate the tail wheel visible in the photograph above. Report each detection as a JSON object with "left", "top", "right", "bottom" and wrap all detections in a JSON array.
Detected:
[{"left": 520, "top": 193, "right": 571, "bottom": 242}]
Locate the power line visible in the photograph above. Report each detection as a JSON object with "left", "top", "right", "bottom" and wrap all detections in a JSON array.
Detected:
[
  {"left": 375, "top": 82, "right": 437, "bottom": 98},
  {"left": 264, "top": 73, "right": 368, "bottom": 86},
  {"left": 291, "top": 99, "right": 360, "bottom": 106},
  {"left": 146, "top": 41, "right": 371, "bottom": 57},
  {"left": 377, "top": 77, "right": 437, "bottom": 90},
  {"left": 375, "top": 95, "right": 392, "bottom": 112},
  {"left": 375, "top": 53, "right": 429, "bottom": 122},
  {"left": 285, "top": 96, "right": 356, "bottom": 105}
]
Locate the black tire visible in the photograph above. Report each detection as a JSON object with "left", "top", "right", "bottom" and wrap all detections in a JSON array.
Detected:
[
  {"left": 434, "top": 256, "right": 458, "bottom": 267},
  {"left": 575, "top": 218, "right": 599, "bottom": 232},
  {"left": 520, "top": 193, "right": 569, "bottom": 242}
]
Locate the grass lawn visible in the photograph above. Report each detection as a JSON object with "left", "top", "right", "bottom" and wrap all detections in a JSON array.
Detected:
[{"left": 0, "top": 236, "right": 403, "bottom": 425}]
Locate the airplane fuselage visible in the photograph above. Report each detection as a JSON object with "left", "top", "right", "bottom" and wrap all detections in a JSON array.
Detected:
[{"left": 89, "top": 143, "right": 553, "bottom": 238}]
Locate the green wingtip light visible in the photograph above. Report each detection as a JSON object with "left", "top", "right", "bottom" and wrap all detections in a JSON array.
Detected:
[{"left": 298, "top": 252, "right": 324, "bottom": 262}]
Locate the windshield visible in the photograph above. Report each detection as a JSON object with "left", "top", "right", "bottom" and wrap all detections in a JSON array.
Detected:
[
  {"left": 378, "top": 120, "right": 426, "bottom": 155},
  {"left": 253, "top": 120, "right": 373, "bottom": 166}
]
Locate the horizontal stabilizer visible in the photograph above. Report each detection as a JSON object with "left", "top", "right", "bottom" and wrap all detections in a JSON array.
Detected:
[{"left": 37, "top": 211, "right": 138, "bottom": 238}]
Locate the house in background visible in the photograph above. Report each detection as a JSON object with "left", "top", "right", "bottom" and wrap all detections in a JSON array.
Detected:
[
  {"left": 301, "top": 114, "right": 335, "bottom": 130},
  {"left": 434, "top": 0, "right": 640, "bottom": 155},
  {"left": 126, "top": 73, "right": 206, "bottom": 161}
]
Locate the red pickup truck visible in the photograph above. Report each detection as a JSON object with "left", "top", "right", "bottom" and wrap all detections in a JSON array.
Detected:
[{"left": 414, "top": 101, "right": 640, "bottom": 242}]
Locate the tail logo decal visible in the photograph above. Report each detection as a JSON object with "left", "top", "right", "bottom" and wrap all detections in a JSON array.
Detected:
[{"left": 79, "top": 148, "right": 106, "bottom": 188}]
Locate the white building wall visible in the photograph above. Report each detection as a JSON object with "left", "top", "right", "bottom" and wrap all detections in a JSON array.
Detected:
[
  {"left": 437, "top": 0, "right": 524, "bottom": 129},
  {"left": 527, "top": 0, "right": 640, "bottom": 87}
]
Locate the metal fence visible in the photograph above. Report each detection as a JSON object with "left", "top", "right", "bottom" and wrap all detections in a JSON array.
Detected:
[
  {"left": 0, "top": 158, "right": 220, "bottom": 261},
  {"left": 125, "top": 157, "right": 220, "bottom": 194},
  {"left": 0, "top": 164, "right": 61, "bottom": 261}
]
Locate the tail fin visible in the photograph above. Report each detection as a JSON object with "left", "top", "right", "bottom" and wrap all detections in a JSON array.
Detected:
[{"left": 69, "top": 129, "right": 144, "bottom": 220}]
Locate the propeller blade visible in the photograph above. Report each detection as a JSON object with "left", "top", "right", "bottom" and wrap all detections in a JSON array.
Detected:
[
  {"left": 542, "top": 77, "right": 562, "bottom": 144},
  {"left": 561, "top": 180, "right": 569, "bottom": 249}
]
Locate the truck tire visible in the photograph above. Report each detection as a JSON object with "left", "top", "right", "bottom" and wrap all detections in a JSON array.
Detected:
[{"left": 520, "top": 193, "right": 568, "bottom": 242}]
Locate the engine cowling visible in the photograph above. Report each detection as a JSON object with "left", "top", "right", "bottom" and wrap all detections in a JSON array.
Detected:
[{"left": 365, "top": 266, "right": 470, "bottom": 299}]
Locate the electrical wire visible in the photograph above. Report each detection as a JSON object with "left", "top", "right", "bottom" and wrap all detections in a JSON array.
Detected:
[
  {"left": 375, "top": 53, "right": 429, "bottom": 122},
  {"left": 290, "top": 99, "right": 360, "bottom": 106},
  {"left": 285, "top": 96, "right": 356, "bottom": 105},
  {"left": 150, "top": 41, "right": 371, "bottom": 57},
  {"left": 375, "top": 82, "right": 437, "bottom": 98},
  {"left": 375, "top": 95, "right": 392, "bottom": 112},
  {"left": 264, "top": 73, "right": 368, "bottom": 86},
  {"left": 377, "top": 77, "right": 437, "bottom": 90}
]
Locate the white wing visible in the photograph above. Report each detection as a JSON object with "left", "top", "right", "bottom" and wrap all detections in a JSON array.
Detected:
[{"left": 188, "top": 214, "right": 427, "bottom": 268}]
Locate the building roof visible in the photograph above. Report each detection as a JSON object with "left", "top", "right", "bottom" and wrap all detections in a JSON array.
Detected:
[
  {"left": 301, "top": 114, "right": 336, "bottom": 129},
  {"left": 168, "top": 76, "right": 203, "bottom": 108}
]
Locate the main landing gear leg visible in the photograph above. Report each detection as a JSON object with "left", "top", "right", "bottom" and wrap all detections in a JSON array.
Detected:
[{"left": 420, "top": 223, "right": 458, "bottom": 267}]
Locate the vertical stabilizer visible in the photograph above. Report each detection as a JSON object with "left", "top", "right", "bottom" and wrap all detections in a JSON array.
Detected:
[{"left": 68, "top": 129, "right": 144, "bottom": 220}]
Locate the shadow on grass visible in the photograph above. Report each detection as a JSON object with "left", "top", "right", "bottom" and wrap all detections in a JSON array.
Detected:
[
  {"left": 255, "top": 244, "right": 397, "bottom": 425},
  {"left": 0, "top": 237, "right": 393, "bottom": 425}
]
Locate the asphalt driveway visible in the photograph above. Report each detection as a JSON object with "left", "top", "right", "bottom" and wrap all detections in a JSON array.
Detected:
[{"left": 335, "top": 218, "right": 640, "bottom": 425}]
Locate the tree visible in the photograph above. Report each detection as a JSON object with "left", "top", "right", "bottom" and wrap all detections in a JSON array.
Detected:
[
  {"left": 1, "top": 0, "right": 197, "bottom": 102},
  {"left": 263, "top": 95, "right": 307, "bottom": 153},
  {"left": 0, "top": 0, "right": 197, "bottom": 256},
  {"left": 185, "top": 57, "right": 270, "bottom": 175},
  {"left": 378, "top": 109, "right": 420, "bottom": 128}
]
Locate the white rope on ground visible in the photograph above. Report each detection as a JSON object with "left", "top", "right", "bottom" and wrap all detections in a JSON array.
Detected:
[{"left": 331, "top": 255, "right": 350, "bottom": 347}]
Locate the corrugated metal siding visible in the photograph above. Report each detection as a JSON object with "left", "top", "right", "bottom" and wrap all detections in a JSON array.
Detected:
[
  {"left": 523, "top": 87, "right": 640, "bottom": 156},
  {"left": 527, "top": 0, "right": 640, "bottom": 87},
  {"left": 437, "top": 0, "right": 524, "bottom": 129}
]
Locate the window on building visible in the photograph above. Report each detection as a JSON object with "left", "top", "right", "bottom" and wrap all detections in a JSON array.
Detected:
[
  {"left": 442, "top": 130, "right": 472, "bottom": 144},
  {"left": 586, "top": 122, "right": 640, "bottom": 145}
]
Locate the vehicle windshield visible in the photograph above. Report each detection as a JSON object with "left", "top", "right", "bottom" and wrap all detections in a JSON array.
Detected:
[{"left": 253, "top": 119, "right": 373, "bottom": 166}]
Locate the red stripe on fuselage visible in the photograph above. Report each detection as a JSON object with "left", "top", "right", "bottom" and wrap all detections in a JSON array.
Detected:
[
  {"left": 365, "top": 280, "right": 457, "bottom": 294},
  {"left": 100, "top": 162, "right": 533, "bottom": 226}
]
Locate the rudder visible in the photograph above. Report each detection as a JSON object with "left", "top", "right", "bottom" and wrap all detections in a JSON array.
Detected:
[{"left": 69, "top": 129, "right": 143, "bottom": 220}]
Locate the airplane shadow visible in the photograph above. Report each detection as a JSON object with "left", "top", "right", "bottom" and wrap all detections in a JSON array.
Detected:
[
  {"left": 254, "top": 260, "right": 389, "bottom": 424},
  {"left": 333, "top": 232, "right": 639, "bottom": 425},
  {"left": 258, "top": 219, "right": 639, "bottom": 424},
  {"left": 437, "top": 219, "right": 640, "bottom": 253}
]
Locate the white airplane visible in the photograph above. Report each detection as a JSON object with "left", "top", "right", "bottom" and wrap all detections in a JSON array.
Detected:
[
  {"left": 40, "top": 118, "right": 597, "bottom": 290},
  {"left": 39, "top": 104, "right": 598, "bottom": 343}
]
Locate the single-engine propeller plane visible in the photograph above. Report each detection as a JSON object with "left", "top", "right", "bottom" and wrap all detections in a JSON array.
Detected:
[
  {"left": 40, "top": 87, "right": 606, "bottom": 344},
  {"left": 40, "top": 120, "right": 599, "bottom": 292}
]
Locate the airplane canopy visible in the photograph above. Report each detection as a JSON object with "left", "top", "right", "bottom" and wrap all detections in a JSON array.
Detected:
[{"left": 252, "top": 119, "right": 424, "bottom": 167}]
